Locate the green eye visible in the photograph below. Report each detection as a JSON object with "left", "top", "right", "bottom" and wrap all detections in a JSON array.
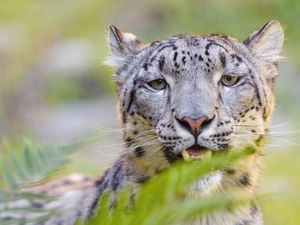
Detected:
[
  {"left": 147, "top": 79, "right": 167, "bottom": 90},
  {"left": 221, "top": 74, "right": 239, "bottom": 86}
]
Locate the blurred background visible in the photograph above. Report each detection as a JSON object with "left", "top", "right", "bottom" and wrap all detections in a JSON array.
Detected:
[{"left": 0, "top": 0, "right": 299, "bottom": 224}]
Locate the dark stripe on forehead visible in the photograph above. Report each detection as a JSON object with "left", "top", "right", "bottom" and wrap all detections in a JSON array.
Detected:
[
  {"left": 219, "top": 52, "right": 226, "bottom": 67},
  {"left": 173, "top": 51, "right": 178, "bottom": 61},
  {"left": 205, "top": 41, "right": 229, "bottom": 54},
  {"left": 231, "top": 53, "right": 243, "bottom": 62},
  {"left": 157, "top": 44, "right": 177, "bottom": 53},
  {"left": 147, "top": 43, "right": 178, "bottom": 66},
  {"left": 158, "top": 55, "right": 165, "bottom": 71}
]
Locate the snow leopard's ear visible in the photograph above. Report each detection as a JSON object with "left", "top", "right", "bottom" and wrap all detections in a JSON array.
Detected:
[
  {"left": 106, "top": 25, "right": 144, "bottom": 69},
  {"left": 244, "top": 20, "right": 284, "bottom": 62}
]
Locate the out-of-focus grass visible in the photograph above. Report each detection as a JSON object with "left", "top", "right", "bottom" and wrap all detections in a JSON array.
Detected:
[{"left": 260, "top": 148, "right": 300, "bottom": 225}]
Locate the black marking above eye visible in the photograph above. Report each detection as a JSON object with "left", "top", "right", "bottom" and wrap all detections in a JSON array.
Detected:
[
  {"left": 173, "top": 52, "right": 178, "bottom": 62},
  {"left": 158, "top": 55, "right": 165, "bottom": 71},
  {"left": 219, "top": 52, "right": 226, "bottom": 67}
]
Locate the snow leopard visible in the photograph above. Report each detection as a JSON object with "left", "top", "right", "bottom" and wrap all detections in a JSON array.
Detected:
[{"left": 0, "top": 20, "right": 284, "bottom": 225}]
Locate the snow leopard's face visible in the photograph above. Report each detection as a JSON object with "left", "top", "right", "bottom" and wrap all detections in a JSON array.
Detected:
[{"left": 106, "top": 21, "right": 283, "bottom": 167}]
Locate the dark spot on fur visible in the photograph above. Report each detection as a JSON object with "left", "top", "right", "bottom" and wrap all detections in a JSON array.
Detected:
[
  {"left": 173, "top": 52, "right": 178, "bottom": 61},
  {"left": 231, "top": 54, "right": 243, "bottom": 62},
  {"left": 255, "top": 135, "right": 264, "bottom": 146},
  {"left": 150, "top": 55, "right": 157, "bottom": 63},
  {"left": 238, "top": 172, "right": 251, "bottom": 187},
  {"left": 157, "top": 44, "right": 176, "bottom": 53},
  {"left": 158, "top": 55, "right": 165, "bottom": 71},
  {"left": 134, "top": 146, "right": 145, "bottom": 157},
  {"left": 143, "top": 63, "right": 148, "bottom": 71},
  {"left": 161, "top": 146, "right": 179, "bottom": 163},
  {"left": 219, "top": 52, "right": 226, "bottom": 67},
  {"left": 224, "top": 168, "right": 236, "bottom": 175},
  {"left": 198, "top": 54, "right": 203, "bottom": 61},
  {"left": 263, "top": 107, "right": 267, "bottom": 121}
]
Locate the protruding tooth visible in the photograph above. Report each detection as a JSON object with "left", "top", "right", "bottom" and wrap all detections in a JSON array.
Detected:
[
  {"left": 181, "top": 150, "right": 212, "bottom": 161},
  {"left": 181, "top": 150, "right": 192, "bottom": 161}
]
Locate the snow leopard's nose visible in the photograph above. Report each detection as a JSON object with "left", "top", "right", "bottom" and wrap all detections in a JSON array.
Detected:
[{"left": 175, "top": 116, "right": 211, "bottom": 136}]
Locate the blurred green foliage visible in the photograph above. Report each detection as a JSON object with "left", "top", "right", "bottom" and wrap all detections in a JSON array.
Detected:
[
  {"left": 86, "top": 148, "right": 253, "bottom": 225},
  {"left": 0, "top": 0, "right": 299, "bottom": 224},
  {"left": 0, "top": 136, "right": 94, "bottom": 194},
  {"left": 0, "top": 136, "right": 253, "bottom": 224}
]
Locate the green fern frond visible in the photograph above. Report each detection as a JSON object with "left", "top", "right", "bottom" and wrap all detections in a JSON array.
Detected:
[
  {"left": 0, "top": 135, "right": 256, "bottom": 225},
  {"left": 0, "top": 135, "right": 95, "bottom": 202},
  {"left": 85, "top": 146, "right": 255, "bottom": 225}
]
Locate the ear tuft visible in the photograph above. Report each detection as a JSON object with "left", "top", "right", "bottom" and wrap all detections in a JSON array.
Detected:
[
  {"left": 244, "top": 20, "right": 284, "bottom": 62},
  {"left": 105, "top": 25, "right": 143, "bottom": 69},
  {"left": 109, "top": 25, "right": 125, "bottom": 53}
]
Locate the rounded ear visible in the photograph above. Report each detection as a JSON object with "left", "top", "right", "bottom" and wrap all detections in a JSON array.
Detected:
[
  {"left": 244, "top": 20, "right": 284, "bottom": 62},
  {"left": 105, "top": 25, "right": 144, "bottom": 69}
]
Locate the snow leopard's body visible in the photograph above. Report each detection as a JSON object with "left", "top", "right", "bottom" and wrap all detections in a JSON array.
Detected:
[{"left": 0, "top": 20, "right": 284, "bottom": 225}]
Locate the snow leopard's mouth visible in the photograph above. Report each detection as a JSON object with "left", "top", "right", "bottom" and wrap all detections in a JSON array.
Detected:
[{"left": 181, "top": 144, "right": 212, "bottom": 161}]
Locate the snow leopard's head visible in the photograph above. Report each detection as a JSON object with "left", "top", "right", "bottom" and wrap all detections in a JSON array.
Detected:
[{"left": 105, "top": 20, "right": 283, "bottom": 170}]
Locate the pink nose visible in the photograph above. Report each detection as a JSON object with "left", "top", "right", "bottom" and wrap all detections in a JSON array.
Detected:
[{"left": 176, "top": 116, "right": 208, "bottom": 135}]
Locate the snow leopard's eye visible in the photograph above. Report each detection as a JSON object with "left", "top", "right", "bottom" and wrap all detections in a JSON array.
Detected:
[
  {"left": 147, "top": 79, "right": 167, "bottom": 90},
  {"left": 221, "top": 74, "right": 239, "bottom": 87}
]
